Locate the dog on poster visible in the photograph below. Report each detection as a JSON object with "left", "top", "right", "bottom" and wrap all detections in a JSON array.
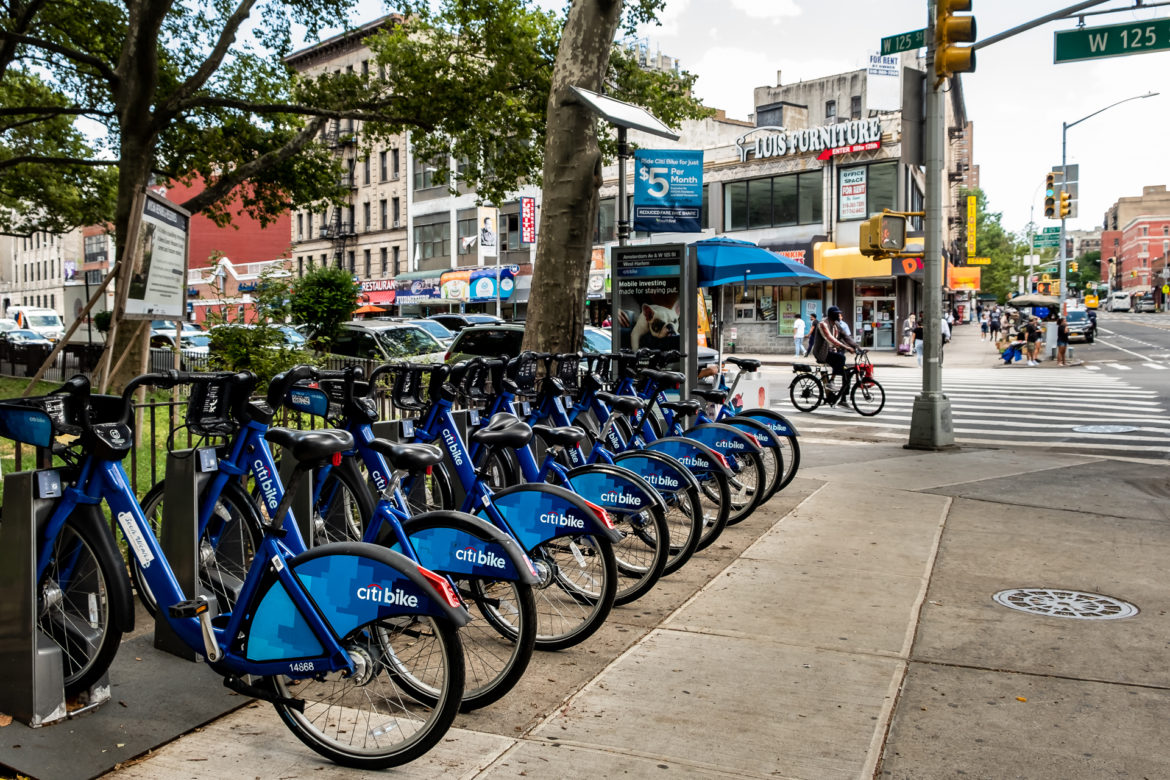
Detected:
[{"left": 621, "top": 300, "right": 681, "bottom": 351}]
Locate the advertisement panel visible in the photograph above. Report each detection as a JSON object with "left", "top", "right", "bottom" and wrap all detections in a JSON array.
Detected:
[
  {"left": 476, "top": 206, "right": 499, "bottom": 266},
  {"left": 124, "top": 190, "right": 189, "bottom": 319},
  {"left": 394, "top": 277, "right": 442, "bottom": 305},
  {"left": 440, "top": 266, "right": 518, "bottom": 302},
  {"left": 587, "top": 247, "right": 610, "bottom": 299},
  {"left": 520, "top": 197, "right": 537, "bottom": 244},
  {"left": 633, "top": 150, "right": 703, "bottom": 233},
  {"left": 839, "top": 167, "right": 868, "bottom": 221}
]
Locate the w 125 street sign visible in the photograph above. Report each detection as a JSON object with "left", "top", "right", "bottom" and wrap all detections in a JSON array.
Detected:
[
  {"left": 881, "top": 28, "right": 926, "bottom": 55},
  {"left": 633, "top": 149, "right": 703, "bottom": 233},
  {"left": 1055, "top": 18, "right": 1170, "bottom": 62}
]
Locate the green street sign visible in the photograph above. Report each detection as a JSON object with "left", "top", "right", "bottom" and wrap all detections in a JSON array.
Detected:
[
  {"left": 1055, "top": 18, "right": 1170, "bottom": 63},
  {"left": 1041, "top": 227, "right": 1060, "bottom": 234},
  {"left": 1032, "top": 236, "right": 1060, "bottom": 249},
  {"left": 881, "top": 28, "right": 926, "bottom": 55}
]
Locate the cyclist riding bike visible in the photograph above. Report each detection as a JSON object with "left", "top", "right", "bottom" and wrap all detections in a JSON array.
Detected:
[{"left": 812, "top": 306, "right": 858, "bottom": 408}]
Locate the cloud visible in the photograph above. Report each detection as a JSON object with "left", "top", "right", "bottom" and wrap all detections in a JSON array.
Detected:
[{"left": 729, "top": 0, "right": 801, "bottom": 21}]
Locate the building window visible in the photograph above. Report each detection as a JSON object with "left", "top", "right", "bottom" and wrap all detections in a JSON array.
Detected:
[
  {"left": 595, "top": 198, "right": 617, "bottom": 243},
  {"left": 392, "top": 197, "right": 400, "bottom": 226},
  {"left": 363, "top": 201, "right": 371, "bottom": 231},
  {"left": 298, "top": 256, "right": 304, "bottom": 277},
  {"left": 361, "top": 59, "right": 369, "bottom": 77},
  {"left": 380, "top": 150, "right": 388, "bottom": 181},
  {"left": 50, "top": 294, "right": 55, "bottom": 310},
  {"left": 348, "top": 251, "right": 356, "bottom": 272},
  {"left": 723, "top": 171, "right": 822, "bottom": 230},
  {"left": 850, "top": 95, "right": 862, "bottom": 119},
  {"left": 380, "top": 247, "right": 388, "bottom": 275},
  {"left": 380, "top": 199, "right": 387, "bottom": 229},
  {"left": 457, "top": 217, "right": 477, "bottom": 255},
  {"left": 413, "top": 156, "right": 442, "bottom": 190},
  {"left": 391, "top": 148, "right": 400, "bottom": 179},
  {"left": 320, "top": 253, "right": 327, "bottom": 267},
  {"left": 701, "top": 185, "right": 709, "bottom": 230},
  {"left": 392, "top": 246, "right": 400, "bottom": 275},
  {"left": 503, "top": 213, "right": 521, "bottom": 250},
  {"left": 825, "top": 100, "right": 836, "bottom": 122},
  {"left": 1140, "top": 225, "right": 1148, "bottom": 236},
  {"left": 297, "top": 213, "right": 304, "bottom": 239},
  {"left": 837, "top": 162, "right": 896, "bottom": 221},
  {"left": 413, "top": 221, "right": 451, "bottom": 260},
  {"left": 363, "top": 249, "right": 371, "bottom": 277},
  {"left": 363, "top": 155, "right": 370, "bottom": 185}
]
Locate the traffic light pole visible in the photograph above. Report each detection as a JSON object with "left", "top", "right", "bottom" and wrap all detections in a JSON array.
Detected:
[
  {"left": 1059, "top": 124, "right": 1068, "bottom": 312},
  {"left": 908, "top": 0, "right": 956, "bottom": 451}
]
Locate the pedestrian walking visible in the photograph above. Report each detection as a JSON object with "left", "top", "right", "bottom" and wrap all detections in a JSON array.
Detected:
[
  {"left": 1057, "top": 317, "right": 1070, "bottom": 366},
  {"left": 1024, "top": 317, "right": 1042, "bottom": 366},
  {"left": 791, "top": 314, "right": 806, "bottom": 357},
  {"left": 980, "top": 310, "right": 990, "bottom": 341},
  {"left": 989, "top": 307, "right": 1001, "bottom": 345},
  {"left": 940, "top": 313, "right": 951, "bottom": 366},
  {"left": 804, "top": 314, "right": 818, "bottom": 357},
  {"left": 901, "top": 312, "right": 916, "bottom": 356},
  {"left": 914, "top": 311, "right": 925, "bottom": 367}
]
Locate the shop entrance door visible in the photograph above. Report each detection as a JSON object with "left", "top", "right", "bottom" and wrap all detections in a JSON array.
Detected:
[{"left": 856, "top": 298, "right": 896, "bottom": 349}]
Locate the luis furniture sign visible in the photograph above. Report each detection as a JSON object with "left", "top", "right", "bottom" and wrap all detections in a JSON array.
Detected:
[{"left": 737, "top": 118, "right": 883, "bottom": 163}]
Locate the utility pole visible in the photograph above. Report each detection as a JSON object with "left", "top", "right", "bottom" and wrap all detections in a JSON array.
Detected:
[{"left": 908, "top": 0, "right": 956, "bottom": 450}]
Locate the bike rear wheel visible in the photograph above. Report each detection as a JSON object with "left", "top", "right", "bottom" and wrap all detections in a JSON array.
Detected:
[
  {"left": 737, "top": 409, "right": 802, "bottom": 492},
  {"left": 41, "top": 514, "right": 126, "bottom": 697},
  {"left": 694, "top": 469, "right": 731, "bottom": 551},
  {"left": 789, "top": 374, "right": 823, "bottom": 412},
  {"left": 851, "top": 378, "right": 886, "bottom": 417},
  {"left": 611, "top": 502, "right": 669, "bottom": 606},
  {"left": 270, "top": 615, "right": 464, "bottom": 769},
  {"left": 725, "top": 450, "right": 766, "bottom": 526},
  {"left": 531, "top": 533, "right": 617, "bottom": 651}
]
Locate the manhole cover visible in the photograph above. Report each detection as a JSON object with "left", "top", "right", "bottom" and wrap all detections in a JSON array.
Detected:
[
  {"left": 993, "top": 588, "right": 1138, "bottom": 620},
  {"left": 1072, "top": 425, "right": 1138, "bottom": 434}
]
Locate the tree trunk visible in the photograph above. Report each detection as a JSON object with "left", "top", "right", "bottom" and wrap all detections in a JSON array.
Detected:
[{"left": 522, "top": 0, "right": 623, "bottom": 355}]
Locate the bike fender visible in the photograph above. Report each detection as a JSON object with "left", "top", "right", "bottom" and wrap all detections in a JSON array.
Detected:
[
  {"left": 723, "top": 416, "right": 779, "bottom": 447},
  {"left": 644, "top": 436, "right": 733, "bottom": 478},
  {"left": 399, "top": 511, "right": 539, "bottom": 585},
  {"left": 611, "top": 450, "right": 701, "bottom": 494},
  {"left": 73, "top": 502, "right": 136, "bottom": 634},
  {"left": 479, "top": 483, "right": 623, "bottom": 551},
  {"left": 737, "top": 410, "right": 799, "bottom": 438},
  {"left": 243, "top": 542, "right": 469, "bottom": 663},
  {"left": 683, "top": 422, "right": 763, "bottom": 460},
  {"left": 565, "top": 464, "right": 666, "bottom": 514}
]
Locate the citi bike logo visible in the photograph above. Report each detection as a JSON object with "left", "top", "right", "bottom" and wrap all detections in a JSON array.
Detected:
[
  {"left": 370, "top": 467, "right": 388, "bottom": 492},
  {"left": 539, "top": 511, "right": 585, "bottom": 530},
  {"left": 289, "top": 390, "right": 313, "bottom": 410},
  {"left": 717, "top": 439, "right": 745, "bottom": 451},
  {"left": 600, "top": 491, "right": 642, "bottom": 507},
  {"left": 254, "top": 459, "right": 279, "bottom": 509},
  {"left": 454, "top": 546, "right": 507, "bottom": 569},
  {"left": 443, "top": 428, "right": 463, "bottom": 466},
  {"left": 677, "top": 455, "right": 709, "bottom": 469},
  {"left": 356, "top": 583, "right": 419, "bottom": 607},
  {"left": 640, "top": 473, "right": 679, "bottom": 490}
]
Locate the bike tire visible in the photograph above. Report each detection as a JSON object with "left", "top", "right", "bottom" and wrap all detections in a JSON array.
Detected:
[
  {"left": 851, "top": 378, "right": 886, "bottom": 417},
  {"left": 694, "top": 468, "right": 731, "bottom": 552},
  {"left": 737, "top": 409, "right": 802, "bottom": 493},
  {"left": 42, "top": 513, "right": 127, "bottom": 697},
  {"left": 270, "top": 615, "right": 464, "bottom": 769},
  {"left": 460, "top": 578, "right": 537, "bottom": 711},
  {"left": 724, "top": 416, "right": 783, "bottom": 502},
  {"left": 725, "top": 449, "right": 767, "bottom": 526},
  {"left": 403, "top": 459, "right": 455, "bottom": 514},
  {"left": 313, "top": 458, "right": 376, "bottom": 545},
  {"left": 531, "top": 533, "right": 617, "bottom": 651},
  {"left": 611, "top": 451, "right": 703, "bottom": 576},
  {"left": 611, "top": 500, "right": 669, "bottom": 606},
  {"left": 132, "top": 479, "right": 261, "bottom": 616},
  {"left": 789, "top": 374, "right": 823, "bottom": 412}
]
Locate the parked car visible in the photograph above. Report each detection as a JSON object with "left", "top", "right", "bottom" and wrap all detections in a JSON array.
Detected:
[
  {"left": 328, "top": 320, "right": 447, "bottom": 364},
  {"left": 7, "top": 306, "right": 65, "bottom": 341},
  {"left": 425, "top": 313, "right": 503, "bottom": 334},
  {"left": 151, "top": 319, "right": 206, "bottom": 333},
  {"left": 1134, "top": 293, "right": 1158, "bottom": 313},
  {"left": 445, "top": 323, "right": 720, "bottom": 368},
  {"left": 382, "top": 317, "right": 455, "bottom": 347},
  {"left": 149, "top": 330, "right": 212, "bottom": 370},
  {"left": 1064, "top": 309, "right": 1093, "bottom": 343},
  {"left": 0, "top": 318, "right": 17, "bottom": 333},
  {"left": 209, "top": 322, "right": 307, "bottom": 348},
  {"left": 0, "top": 328, "right": 53, "bottom": 360}
]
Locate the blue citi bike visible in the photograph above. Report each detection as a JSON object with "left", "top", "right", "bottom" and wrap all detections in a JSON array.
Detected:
[{"left": 0, "top": 371, "right": 468, "bottom": 769}]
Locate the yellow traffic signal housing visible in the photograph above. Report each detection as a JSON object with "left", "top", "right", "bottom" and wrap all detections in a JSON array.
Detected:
[
  {"left": 1070, "top": 261, "right": 1079, "bottom": 272},
  {"left": 859, "top": 212, "right": 907, "bottom": 257},
  {"left": 1059, "top": 190, "right": 1071, "bottom": 218},
  {"left": 1044, "top": 173, "right": 1057, "bottom": 219},
  {"left": 935, "top": 0, "right": 976, "bottom": 78}
]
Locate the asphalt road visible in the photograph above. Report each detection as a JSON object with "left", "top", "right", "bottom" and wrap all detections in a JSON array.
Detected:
[{"left": 1085, "top": 310, "right": 1170, "bottom": 402}]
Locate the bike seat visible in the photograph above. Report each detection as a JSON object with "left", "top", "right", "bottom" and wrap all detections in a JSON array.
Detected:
[
  {"left": 265, "top": 427, "right": 354, "bottom": 464},
  {"left": 595, "top": 392, "right": 646, "bottom": 416},
  {"left": 660, "top": 399, "right": 701, "bottom": 417},
  {"left": 726, "top": 357, "right": 761, "bottom": 372},
  {"left": 532, "top": 424, "right": 586, "bottom": 448},
  {"left": 792, "top": 363, "right": 815, "bottom": 373},
  {"left": 469, "top": 413, "right": 533, "bottom": 449},
  {"left": 640, "top": 369, "right": 685, "bottom": 387},
  {"left": 367, "top": 439, "right": 443, "bottom": 472},
  {"left": 691, "top": 388, "right": 728, "bottom": 404}
]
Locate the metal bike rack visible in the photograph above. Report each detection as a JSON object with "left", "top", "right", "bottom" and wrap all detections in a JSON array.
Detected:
[
  {"left": 277, "top": 454, "right": 314, "bottom": 547},
  {"left": 153, "top": 448, "right": 219, "bottom": 660},
  {"left": 0, "top": 469, "right": 109, "bottom": 727}
]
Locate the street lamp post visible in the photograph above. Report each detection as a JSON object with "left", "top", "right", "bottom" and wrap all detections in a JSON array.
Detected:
[{"left": 1058, "top": 91, "right": 1158, "bottom": 311}]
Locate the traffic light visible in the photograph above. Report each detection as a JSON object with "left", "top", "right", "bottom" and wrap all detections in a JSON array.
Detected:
[
  {"left": 859, "top": 212, "right": 907, "bottom": 257},
  {"left": 1044, "top": 173, "right": 1057, "bottom": 219},
  {"left": 1059, "top": 190, "right": 1071, "bottom": 218},
  {"left": 1070, "top": 261, "right": 1079, "bottom": 272},
  {"left": 935, "top": 0, "right": 976, "bottom": 79}
]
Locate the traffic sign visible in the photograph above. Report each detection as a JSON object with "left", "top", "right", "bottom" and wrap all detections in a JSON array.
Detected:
[
  {"left": 881, "top": 28, "right": 926, "bottom": 55},
  {"left": 1041, "top": 227, "right": 1060, "bottom": 234},
  {"left": 1055, "top": 18, "right": 1170, "bottom": 63},
  {"left": 1032, "top": 235, "right": 1060, "bottom": 249}
]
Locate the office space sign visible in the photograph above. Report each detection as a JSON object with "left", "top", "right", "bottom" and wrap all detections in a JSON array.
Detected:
[
  {"left": 839, "top": 168, "right": 868, "bottom": 221},
  {"left": 633, "top": 150, "right": 703, "bottom": 233}
]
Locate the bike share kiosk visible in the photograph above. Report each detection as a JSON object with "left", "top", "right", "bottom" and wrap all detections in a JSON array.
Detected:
[{"left": 610, "top": 243, "right": 698, "bottom": 397}]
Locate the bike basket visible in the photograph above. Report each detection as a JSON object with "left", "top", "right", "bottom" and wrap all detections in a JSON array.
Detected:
[
  {"left": 555, "top": 354, "right": 582, "bottom": 394},
  {"left": 857, "top": 361, "right": 874, "bottom": 380},
  {"left": 319, "top": 377, "right": 369, "bottom": 418},
  {"left": 458, "top": 361, "right": 492, "bottom": 403},
  {"left": 185, "top": 378, "right": 238, "bottom": 437},
  {"left": 509, "top": 355, "right": 540, "bottom": 395}
]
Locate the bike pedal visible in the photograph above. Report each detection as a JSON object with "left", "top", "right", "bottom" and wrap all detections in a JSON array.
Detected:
[{"left": 168, "top": 598, "right": 209, "bottom": 619}]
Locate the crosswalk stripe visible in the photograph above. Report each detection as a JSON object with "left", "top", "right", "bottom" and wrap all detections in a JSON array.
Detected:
[
  {"left": 1145, "top": 363, "right": 1168, "bottom": 370},
  {"left": 1084, "top": 365, "right": 1101, "bottom": 371},
  {"left": 1107, "top": 363, "right": 1132, "bottom": 370}
]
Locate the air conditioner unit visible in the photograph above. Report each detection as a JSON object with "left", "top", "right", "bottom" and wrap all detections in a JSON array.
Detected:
[{"left": 393, "top": 220, "right": 401, "bottom": 228}]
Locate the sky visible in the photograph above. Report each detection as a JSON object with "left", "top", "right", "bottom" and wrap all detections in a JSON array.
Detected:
[{"left": 329, "top": 0, "right": 1169, "bottom": 237}]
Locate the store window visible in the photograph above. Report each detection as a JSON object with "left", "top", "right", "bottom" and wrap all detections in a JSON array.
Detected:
[
  {"left": 732, "top": 285, "right": 780, "bottom": 321},
  {"left": 724, "top": 172, "right": 822, "bottom": 231},
  {"left": 837, "top": 161, "right": 897, "bottom": 221},
  {"left": 413, "top": 221, "right": 451, "bottom": 260}
]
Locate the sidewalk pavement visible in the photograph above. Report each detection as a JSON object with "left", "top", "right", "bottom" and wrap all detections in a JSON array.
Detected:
[{"left": 102, "top": 441, "right": 1170, "bottom": 779}]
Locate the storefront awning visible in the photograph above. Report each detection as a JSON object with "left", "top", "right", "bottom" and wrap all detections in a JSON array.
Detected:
[{"left": 812, "top": 242, "right": 891, "bottom": 279}]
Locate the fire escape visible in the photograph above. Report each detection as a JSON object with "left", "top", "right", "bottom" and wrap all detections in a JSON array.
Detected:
[
  {"left": 946, "top": 126, "right": 968, "bottom": 261},
  {"left": 321, "top": 119, "right": 358, "bottom": 268}
]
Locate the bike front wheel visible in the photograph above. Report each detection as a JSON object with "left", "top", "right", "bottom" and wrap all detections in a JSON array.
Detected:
[
  {"left": 725, "top": 450, "right": 767, "bottom": 525},
  {"left": 789, "top": 374, "right": 823, "bottom": 412},
  {"left": 271, "top": 614, "right": 464, "bottom": 769},
  {"left": 851, "top": 378, "right": 886, "bottom": 417},
  {"left": 611, "top": 502, "right": 669, "bottom": 606},
  {"left": 530, "top": 534, "right": 617, "bottom": 651}
]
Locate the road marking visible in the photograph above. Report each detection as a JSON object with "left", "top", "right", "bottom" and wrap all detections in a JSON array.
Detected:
[
  {"left": 1084, "top": 365, "right": 1101, "bottom": 371},
  {"left": 1145, "top": 363, "right": 1169, "bottom": 370},
  {"left": 1106, "top": 362, "right": 1131, "bottom": 371},
  {"left": 1093, "top": 335, "right": 1157, "bottom": 361}
]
